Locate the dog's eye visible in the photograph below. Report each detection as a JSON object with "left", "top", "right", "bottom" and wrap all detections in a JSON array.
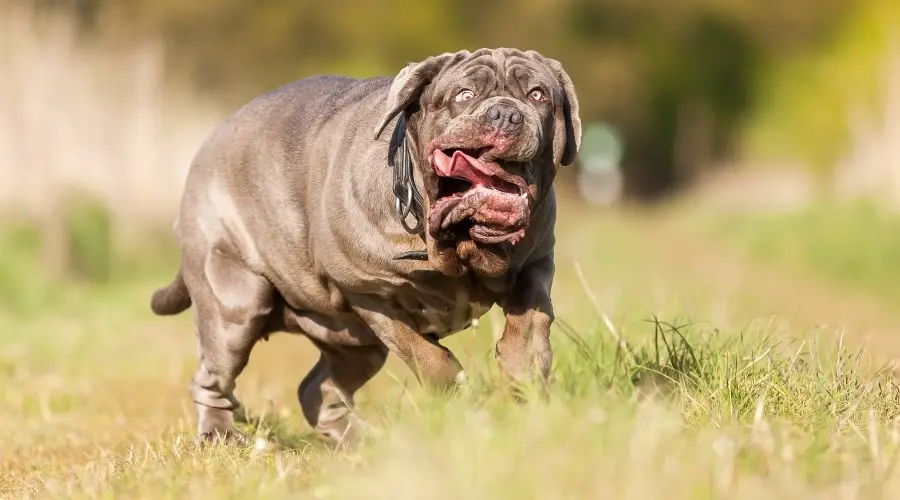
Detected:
[
  {"left": 454, "top": 89, "right": 476, "bottom": 102},
  {"left": 528, "top": 88, "right": 546, "bottom": 102}
]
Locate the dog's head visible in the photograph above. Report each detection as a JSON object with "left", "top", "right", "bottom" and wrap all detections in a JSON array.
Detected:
[{"left": 374, "top": 48, "right": 581, "bottom": 277}]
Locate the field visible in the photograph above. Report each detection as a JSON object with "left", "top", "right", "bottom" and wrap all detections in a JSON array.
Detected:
[
  {"left": 5, "top": 7, "right": 900, "bottom": 498},
  {"left": 3, "top": 196, "right": 900, "bottom": 499}
]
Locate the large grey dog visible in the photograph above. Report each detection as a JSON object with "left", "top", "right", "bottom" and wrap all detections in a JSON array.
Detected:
[{"left": 150, "top": 48, "right": 581, "bottom": 443}]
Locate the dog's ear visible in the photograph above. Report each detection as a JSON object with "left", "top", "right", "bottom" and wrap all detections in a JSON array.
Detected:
[
  {"left": 373, "top": 51, "right": 469, "bottom": 140},
  {"left": 528, "top": 51, "right": 582, "bottom": 167}
]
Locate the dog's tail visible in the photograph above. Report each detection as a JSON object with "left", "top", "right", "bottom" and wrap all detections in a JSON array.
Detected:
[{"left": 150, "top": 267, "right": 192, "bottom": 316}]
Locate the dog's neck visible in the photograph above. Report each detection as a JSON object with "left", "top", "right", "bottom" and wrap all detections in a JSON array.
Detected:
[{"left": 389, "top": 113, "right": 430, "bottom": 261}]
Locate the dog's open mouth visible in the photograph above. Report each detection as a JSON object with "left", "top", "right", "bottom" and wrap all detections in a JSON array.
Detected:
[{"left": 427, "top": 148, "right": 530, "bottom": 246}]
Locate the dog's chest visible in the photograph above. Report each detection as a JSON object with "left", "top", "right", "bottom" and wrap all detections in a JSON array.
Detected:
[{"left": 401, "top": 282, "right": 495, "bottom": 338}]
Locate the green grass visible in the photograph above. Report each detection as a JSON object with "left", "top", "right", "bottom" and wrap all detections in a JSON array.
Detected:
[
  {"left": 696, "top": 200, "right": 900, "bottom": 301},
  {"left": 4, "top": 204, "right": 900, "bottom": 499}
]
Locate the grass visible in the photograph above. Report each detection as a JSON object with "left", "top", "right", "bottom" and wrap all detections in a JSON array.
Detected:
[
  {"left": 694, "top": 200, "right": 900, "bottom": 302},
  {"left": 4, "top": 206, "right": 900, "bottom": 499}
]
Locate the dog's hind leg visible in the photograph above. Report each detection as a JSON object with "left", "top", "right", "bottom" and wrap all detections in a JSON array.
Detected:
[
  {"left": 298, "top": 340, "right": 388, "bottom": 443},
  {"left": 185, "top": 246, "right": 274, "bottom": 444}
]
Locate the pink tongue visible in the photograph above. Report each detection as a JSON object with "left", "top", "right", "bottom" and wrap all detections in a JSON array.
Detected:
[{"left": 432, "top": 150, "right": 499, "bottom": 188}]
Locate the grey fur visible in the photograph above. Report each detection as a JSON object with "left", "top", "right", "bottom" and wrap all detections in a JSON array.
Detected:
[{"left": 151, "top": 48, "right": 581, "bottom": 443}]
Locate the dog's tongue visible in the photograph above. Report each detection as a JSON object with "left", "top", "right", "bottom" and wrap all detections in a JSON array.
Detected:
[
  {"left": 429, "top": 149, "right": 531, "bottom": 246},
  {"left": 432, "top": 150, "right": 506, "bottom": 190}
]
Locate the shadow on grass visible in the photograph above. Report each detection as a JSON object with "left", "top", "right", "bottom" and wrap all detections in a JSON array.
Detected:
[
  {"left": 235, "top": 409, "right": 330, "bottom": 453},
  {"left": 553, "top": 315, "right": 713, "bottom": 397},
  {"left": 629, "top": 317, "right": 706, "bottom": 396}
]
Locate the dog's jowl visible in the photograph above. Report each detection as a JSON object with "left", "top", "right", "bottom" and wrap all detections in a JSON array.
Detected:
[{"left": 150, "top": 48, "right": 581, "bottom": 444}]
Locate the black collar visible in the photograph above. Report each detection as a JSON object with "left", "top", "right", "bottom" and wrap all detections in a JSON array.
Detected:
[{"left": 389, "top": 114, "right": 429, "bottom": 261}]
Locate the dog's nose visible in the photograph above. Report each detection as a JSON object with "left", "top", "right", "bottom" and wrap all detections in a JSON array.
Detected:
[{"left": 486, "top": 103, "right": 524, "bottom": 132}]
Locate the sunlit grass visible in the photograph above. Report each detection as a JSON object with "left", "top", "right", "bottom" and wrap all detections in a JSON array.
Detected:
[
  {"left": 4, "top": 295, "right": 900, "bottom": 499},
  {"left": 4, "top": 207, "right": 900, "bottom": 499},
  {"left": 695, "top": 200, "right": 900, "bottom": 302}
]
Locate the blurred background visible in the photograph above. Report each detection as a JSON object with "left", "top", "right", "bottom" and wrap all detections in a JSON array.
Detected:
[
  {"left": 1, "top": 0, "right": 900, "bottom": 334},
  {"left": 6, "top": 2, "right": 900, "bottom": 493}
]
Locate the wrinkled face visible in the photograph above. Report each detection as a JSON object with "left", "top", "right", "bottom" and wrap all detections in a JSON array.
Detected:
[{"left": 374, "top": 49, "right": 581, "bottom": 277}]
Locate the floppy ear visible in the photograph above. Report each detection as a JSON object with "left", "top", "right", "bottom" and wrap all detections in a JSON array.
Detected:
[
  {"left": 373, "top": 51, "right": 469, "bottom": 140},
  {"left": 528, "top": 52, "right": 582, "bottom": 166}
]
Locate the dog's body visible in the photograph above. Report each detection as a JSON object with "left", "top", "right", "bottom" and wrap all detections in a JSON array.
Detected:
[{"left": 151, "top": 48, "right": 581, "bottom": 442}]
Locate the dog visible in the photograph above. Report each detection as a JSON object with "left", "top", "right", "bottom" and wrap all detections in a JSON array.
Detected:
[{"left": 150, "top": 48, "right": 581, "bottom": 443}]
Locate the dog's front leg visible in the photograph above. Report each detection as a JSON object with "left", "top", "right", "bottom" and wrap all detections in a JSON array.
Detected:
[
  {"left": 353, "top": 303, "right": 464, "bottom": 390},
  {"left": 496, "top": 253, "right": 555, "bottom": 384}
]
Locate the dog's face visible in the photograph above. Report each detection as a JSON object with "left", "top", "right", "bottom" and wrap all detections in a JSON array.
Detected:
[{"left": 374, "top": 48, "right": 581, "bottom": 277}]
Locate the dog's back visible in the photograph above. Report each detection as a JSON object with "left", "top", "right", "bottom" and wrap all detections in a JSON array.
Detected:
[{"left": 154, "top": 74, "right": 395, "bottom": 316}]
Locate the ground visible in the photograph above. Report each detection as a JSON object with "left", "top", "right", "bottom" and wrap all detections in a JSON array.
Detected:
[{"left": 3, "top": 196, "right": 900, "bottom": 499}]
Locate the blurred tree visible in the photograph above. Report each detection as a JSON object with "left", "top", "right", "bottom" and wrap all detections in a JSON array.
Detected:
[
  {"left": 31, "top": 0, "right": 854, "bottom": 199},
  {"left": 743, "top": 0, "right": 900, "bottom": 174}
]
